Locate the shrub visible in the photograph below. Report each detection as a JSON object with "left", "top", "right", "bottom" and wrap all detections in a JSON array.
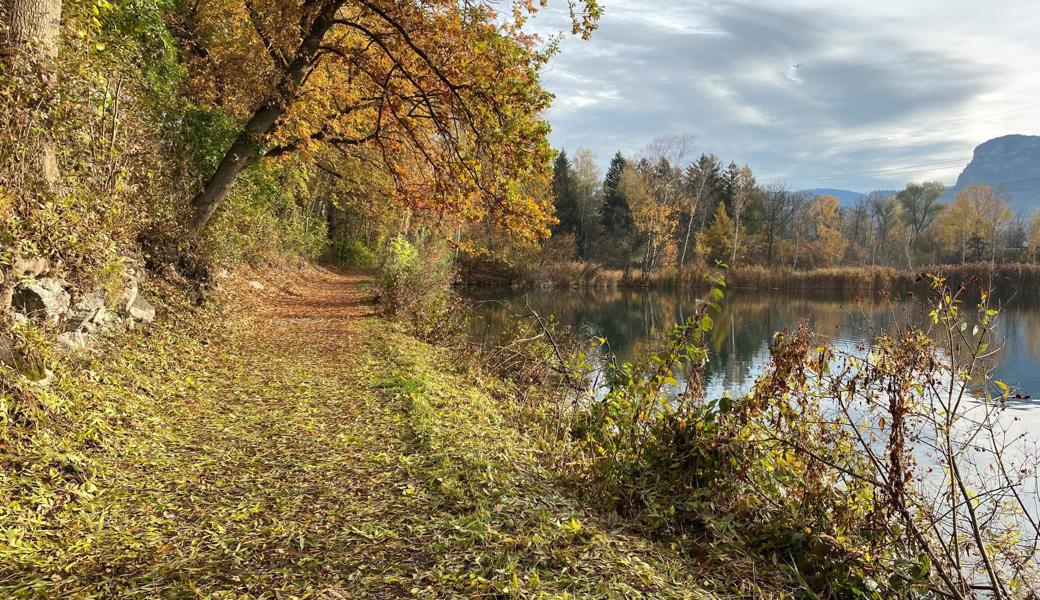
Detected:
[
  {"left": 493, "top": 272, "right": 1038, "bottom": 598},
  {"left": 375, "top": 235, "right": 464, "bottom": 342}
]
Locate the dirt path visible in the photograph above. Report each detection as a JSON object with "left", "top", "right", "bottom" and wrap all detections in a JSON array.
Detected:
[{"left": 13, "top": 268, "right": 716, "bottom": 599}]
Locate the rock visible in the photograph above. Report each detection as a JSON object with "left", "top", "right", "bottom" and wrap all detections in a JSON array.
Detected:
[
  {"left": 249, "top": 280, "right": 265, "bottom": 291},
  {"left": 127, "top": 296, "right": 155, "bottom": 323},
  {"left": 13, "top": 278, "right": 71, "bottom": 326},
  {"left": 56, "top": 331, "right": 90, "bottom": 353},
  {"left": 119, "top": 279, "right": 139, "bottom": 313},
  {"left": 67, "top": 290, "right": 108, "bottom": 331},
  {"left": 33, "top": 368, "right": 55, "bottom": 387},
  {"left": 0, "top": 334, "right": 14, "bottom": 366}
]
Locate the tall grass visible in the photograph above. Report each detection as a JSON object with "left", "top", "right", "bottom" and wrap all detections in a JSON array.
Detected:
[{"left": 460, "top": 258, "right": 1040, "bottom": 299}]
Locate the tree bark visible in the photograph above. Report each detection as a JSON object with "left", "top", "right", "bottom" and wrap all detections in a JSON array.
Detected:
[
  {"left": 5, "top": 0, "right": 60, "bottom": 60},
  {"left": 187, "top": 2, "right": 342, "bottom": 233},
  {"left": 4, "top": 0, "right": 62, "bottom": 187}
]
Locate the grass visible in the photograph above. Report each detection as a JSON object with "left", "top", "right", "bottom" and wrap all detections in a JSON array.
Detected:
[
  {"left": 465, "top": 258, "right": 1040, "bottom": 299},
  {"left": 0, "top": 268, "right": 754, "bottom": 598}
]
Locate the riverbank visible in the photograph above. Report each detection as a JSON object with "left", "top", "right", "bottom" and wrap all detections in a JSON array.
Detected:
[
  {"left": 459, "top": 257, "right": 1040, "bottom": 298},
  {"left": 0, "top": 267, "right": 733, "bottom": 598}
]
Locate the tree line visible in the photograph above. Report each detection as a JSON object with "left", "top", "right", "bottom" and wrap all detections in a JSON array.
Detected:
[{"left": 549, "top": 136, "right": 1040, "bottom": 276}]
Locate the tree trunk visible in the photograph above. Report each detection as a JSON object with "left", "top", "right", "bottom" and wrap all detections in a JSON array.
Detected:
[
  {"left": 187, "top": 105, "right": 285, "bottom": 231},
  {"left": 679, "top": 211, "right": 694, "bottom": 266},
  {"left": 187, "top": 2, "right": 342, "bottom": 233},
  {"left": 731, "top": 211, "right": 740, "bottom": 266},
  {"left": 5, "top": 0, "right": 60, "bottom": 60},
  {"left": 4, "top": 0, "right": 62, "bottom": 187}
]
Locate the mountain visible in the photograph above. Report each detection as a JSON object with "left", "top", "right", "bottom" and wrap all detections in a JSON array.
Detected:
[
  {"left": 944, "top": 134, "right": 1040, "bottom": 214},
  {"left": 799, "top": 188, "right": 900, "bottom": 207}
]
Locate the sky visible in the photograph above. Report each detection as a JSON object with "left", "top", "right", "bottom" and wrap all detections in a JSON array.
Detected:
[{"left": 531, "top": 0, "right": 1040, "bottom": 192}]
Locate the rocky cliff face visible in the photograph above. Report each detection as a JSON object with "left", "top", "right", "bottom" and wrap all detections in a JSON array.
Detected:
[{"left": 947, "top": 134, "right": 1040, "bottom": 213}]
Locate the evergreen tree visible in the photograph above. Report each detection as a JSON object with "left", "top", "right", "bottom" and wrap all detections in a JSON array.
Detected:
[
  {"left": 695, "top": 202, "right": 735, "bottom": 264},
  {"left": 551, "top": 150, "right": 580, "bottom": 244},
  {"left": 678, "top": 154, "right": 721, "bottom": 265},
  {"left": 600, "top": 151, "right": 634, "bottom": 238},
  {"left": 718, "top": 161, "right": 741, "bottom": 215}
]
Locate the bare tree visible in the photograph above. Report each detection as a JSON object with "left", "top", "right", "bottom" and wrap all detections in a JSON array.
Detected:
[
  {"left": 897, "top": 181, "right": 945, "bottom": 267},
  {"left": 760, "top": 183, "right": 804, "bottom": 266}
]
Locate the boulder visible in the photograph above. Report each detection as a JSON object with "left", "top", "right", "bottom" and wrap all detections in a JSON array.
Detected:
[
  {"left": 127, "top": 296, "right": 155, "bottom": 323},
  {"left": 13, "top": 278, "right": 71, "bottom": 326},
  {"left": 248, "top": 280, "right": 265, "bottom": 291},
  {"left": 67, "top": 290, "right": 108, "bottom": 331},
  {"left": 56, "top": 331, "right": 90, "bottom": 353}
]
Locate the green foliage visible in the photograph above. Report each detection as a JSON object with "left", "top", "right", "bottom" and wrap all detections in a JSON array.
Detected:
[
  {"left": 175, "top": 108, "right": 240, "bottom": 178},
  {"left": 599, "top": 151, "right": 633, "bottom": 241},
  {"left": 375, "top": 235, "right": 463, "bottom": 342},
  {"left": 205, "top": 162, "right": 328, "bottom": 266},
  {"left": 330, "top": 236, "right": 377, "bottom": 268}
]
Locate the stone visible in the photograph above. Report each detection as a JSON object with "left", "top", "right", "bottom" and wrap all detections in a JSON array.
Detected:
[
  {"left": 56, "top": 331, "right": 90, "bottom": 353},
  {"left": 127, "top": 296, "right": 155, "bottom": 323},
  {"left": 67, "top": 290, "right": 108, "bottom": 331},
  {"left": 12, "top": 278, "right": 71, "bottom": 326},
  {"left": 119, "top": 279, "right": 140, "bottom": 313},
  {"left": 0, "top": 334, "right": 14, "bottom": 366},
  {"left": 249, "top": 280, "right": 265, "bottom": 291}
]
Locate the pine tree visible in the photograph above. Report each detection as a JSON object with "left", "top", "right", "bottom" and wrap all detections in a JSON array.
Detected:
[
  {"left": 600, "top": 151, "right": 633, "bottom": 238},
  {"left": 551, "top": 150, "right": 580, "bottom": 244}
]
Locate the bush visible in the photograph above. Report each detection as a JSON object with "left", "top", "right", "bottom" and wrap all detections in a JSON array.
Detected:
[
  {"left": 533, "top": 273, "right": 1039, "bottom": 599},
  {"left": 375, "top": 235, "right": 464, "bottom": 342}
]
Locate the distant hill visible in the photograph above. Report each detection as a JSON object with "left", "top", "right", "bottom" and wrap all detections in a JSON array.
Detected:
[
  {"left": 944, "top": 134, "right": 1040, "bottom": 214},
  {"left": 799, "top": 188, "right": 899, "bottom": 208}
]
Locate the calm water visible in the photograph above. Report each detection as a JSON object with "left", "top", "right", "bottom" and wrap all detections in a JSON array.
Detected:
[
  {"left": 465, "top": 287, "right": 1040, "bottom": 410},
  {"left": 465, "top": 285, "right": 1040, "bottom": 532}
]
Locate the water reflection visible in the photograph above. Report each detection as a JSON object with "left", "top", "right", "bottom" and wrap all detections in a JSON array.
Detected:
[{"left": 465, "top": 287, "right": 1040, "bottom": 403}]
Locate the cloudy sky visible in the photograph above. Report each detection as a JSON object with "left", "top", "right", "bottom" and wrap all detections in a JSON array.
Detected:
[{"left": 533, "top": 0, "right": 1040, "bottom": 192}]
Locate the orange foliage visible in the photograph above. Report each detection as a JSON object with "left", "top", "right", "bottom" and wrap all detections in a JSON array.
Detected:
[{"left": 178, "top": 0, "right": 601, "bottom": 240}]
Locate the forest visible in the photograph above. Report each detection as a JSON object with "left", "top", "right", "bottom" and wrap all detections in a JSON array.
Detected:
[{"left": 542, "top": 137, "right": 1040, "bottom": 280}]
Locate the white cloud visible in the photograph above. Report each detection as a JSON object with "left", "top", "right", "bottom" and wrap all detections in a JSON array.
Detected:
[{"left": 539, "top": 0, "right": 1040, "bottom": 192}]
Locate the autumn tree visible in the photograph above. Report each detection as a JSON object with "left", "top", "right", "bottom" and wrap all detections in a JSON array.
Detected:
[
  {"left": 180, "top": 0, "right": 601, "bottom": 238},
  {"left": 1028, "top": 209, "right": 1040, "bottom": 262},
  {"left": 695, "top": 202, "right": 733, "bottom": 265},
  {"left": 805, "top": 195, "right": 847, "bottom": 267},
  {"left": 619, "top": 162, "right": 679, "bottom": 278},
  {"left": 933, "top": 184, "right": 1013, "bottom": 263},
  {"left": 896, "top": 181, "right": 944, "bottom": 267}
]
